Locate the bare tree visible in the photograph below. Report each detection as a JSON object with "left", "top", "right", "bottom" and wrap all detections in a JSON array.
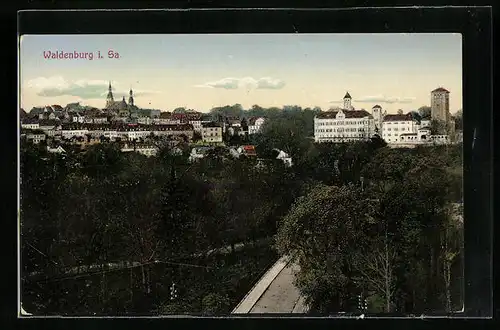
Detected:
[
  {"left": 356, "top": 228, "right": 397, "bottom": 312},
  {"left": 440, "top": 204, "right": 463, "bottom": 312}
]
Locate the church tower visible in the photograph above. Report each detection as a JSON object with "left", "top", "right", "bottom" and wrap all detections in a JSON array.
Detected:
[
  {"left": 343, "top": 91, "right": 352, "bottom": 110},
  {"left": 106, "top": 81, "right": 114, "bottom": 108},
  {"left": 128, "top": 89, "right": 134, "bottom": 107}
]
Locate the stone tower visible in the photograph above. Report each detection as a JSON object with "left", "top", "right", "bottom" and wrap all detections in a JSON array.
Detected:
[{"left": 431, "top": 87, "right": 450, "bottom": 122}]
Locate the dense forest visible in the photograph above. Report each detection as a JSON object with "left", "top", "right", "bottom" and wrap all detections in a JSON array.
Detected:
[{"left": 20, "top": 105, "right": 463, "bottom": 315}]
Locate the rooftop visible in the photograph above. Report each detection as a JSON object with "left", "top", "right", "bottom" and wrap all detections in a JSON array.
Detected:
[
  {"left": 316, "top": 109, "right": 372, "bottom": 119},
  {"left": 383, "top": 113, "right": 413, "bottom": 122},
  {"left": 202, "top": 122, "right": 221, "bottom": 128},
  {"left": 432, "top": 87, "right": 450, "bottom": 93}
]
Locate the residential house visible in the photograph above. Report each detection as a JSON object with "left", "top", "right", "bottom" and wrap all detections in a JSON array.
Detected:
[
  {"left": 381, "top": 113, "right": 420, "bottom": 143},
  {"left": 273, "top": 148, "right": 293, "bottom": 167},
  {"left": 26, "top": 133, "right": 46, "bottom": 144},
  {"left": 188, "top": 146, "right": 214, "bottom": 162},
  {"left": 61, "top": 124, "right": 89, "bottom": 139},
  {"left": 38, "top": 120, "right": 61, "bottom": 137},
  {"left": 47, "top": 146, "right": 66, "bottom": 154},
  {"left": 201, "top": 122, "right": 223, "bottom": 143},
  {"left": 72, "top": 113, "right": 85, "bottom": 123},
  {"left": 21, "top": 118, "right": 40, "bottom": 130},
  {"left": 248, "top": 117, "right": 266, "bottom": 135},
  {"left": 138, "top": 117, "right": 153, "bottom": 125},
  {"left": 153, "top": 112, "right": 182, "bottom": 125},
  {"left": 121, "top": 143, "right": 158, "bottom": 157},
  {"left": 93, "top": 115, "right": 109, "bottom": 124},
  {"left": 237, "top": 145, "right": 257, "bottom": 157},
  {"left": 152, "top": 123, "right": 194, "bottom": 140}
]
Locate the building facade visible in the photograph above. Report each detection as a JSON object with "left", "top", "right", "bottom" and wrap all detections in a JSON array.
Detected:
[
  {"left": 248, "top": 117, "right": 266, "bottom": 135},
  {"left": 314, "top": 93, "right": 374, "bottom": 143},
  {"left": 201, "top": 122, "right": 223, "bottom": 143}
]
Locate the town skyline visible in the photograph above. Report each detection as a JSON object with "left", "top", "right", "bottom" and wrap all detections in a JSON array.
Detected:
[{"left": 20, "top": 33, "right": 462, "bottom": 113}]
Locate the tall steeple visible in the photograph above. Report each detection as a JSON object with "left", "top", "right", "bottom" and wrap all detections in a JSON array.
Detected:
[
  {"left": 106, "top": 81, "right": 114, "bottom": 108},
  {"left": 128, "top": 88, "right": 134, "bottom": 106},
  {"left": 343, "top": 91, "right": 352, "bottom": 110}
]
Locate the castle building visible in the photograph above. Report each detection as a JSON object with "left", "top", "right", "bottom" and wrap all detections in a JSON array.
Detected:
[{"left": 314, "top": 92, "right": 375, "bottom": 143}]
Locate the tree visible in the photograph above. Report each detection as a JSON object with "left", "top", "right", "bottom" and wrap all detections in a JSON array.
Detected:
[
  {"left": 192, "top": 131, "right": 202, "bottom": 142},
  {"left": 80, "top": 143, "right": 125, "bottom": 179},
  {"left": 418, "top": 106, "right": 432, "bottom": 119},
  {"left": 355, "top": 203, "right": 397, "bottom": 313},
  {"left": 172, "top": 107, "right": 187, "bottom": 113},
  {"left": 439, "top": 203, "right": 463, "bottom": 312},
  {"left": 380, "top": 163, "right": 453, "bottom": 312},
  {"left": 201, "top": 293, "right": 231, "bottom": 315},
  {"left": 430, "top": 119, "right": 447, "bottom": 135},
  {"left": 276, "top": 183, "right": 374, "bottom": 312},
  {"left": 452, "top": 109, "right": 462, "bottom": 131}
]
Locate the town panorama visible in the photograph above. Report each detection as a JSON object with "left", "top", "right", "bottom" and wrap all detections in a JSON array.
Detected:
[{"left": 19, "top": 33, "right": 463, "bottom": 317}]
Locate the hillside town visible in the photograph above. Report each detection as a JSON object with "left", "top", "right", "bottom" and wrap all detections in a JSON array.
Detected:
[
  {"left": 20, "top": 84, "right": 460, "bottom": 163},
  {"left": 20, "top": 82, "right": 464, "bottom": 316},
  {"left": 20, "top": 82, "right": 273, "bottom": 161}
]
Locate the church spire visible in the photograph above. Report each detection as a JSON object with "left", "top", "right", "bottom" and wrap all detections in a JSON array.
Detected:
[
  {"left": 128, "top": 88, "right": 134, "bottom": 106},
  {"left": 106, "top": 81, "right": 114, "bottom": 108}
]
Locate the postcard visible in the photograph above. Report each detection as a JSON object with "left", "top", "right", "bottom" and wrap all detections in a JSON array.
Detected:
[{"left": 19, "top": 33, "right": 464, "bottom": 317}]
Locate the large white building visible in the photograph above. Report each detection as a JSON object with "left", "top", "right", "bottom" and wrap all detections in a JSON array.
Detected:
[
  {"left": 314, "top": 92, "right": 375, "bottom": 143},
  {"left": 314, "top": 92, "right": 449, "bottom": 146}
]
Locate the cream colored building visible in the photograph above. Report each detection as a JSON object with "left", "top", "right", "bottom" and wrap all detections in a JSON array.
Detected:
[{"left": 201, "top": 122, "right": 223, "bottom": 143}]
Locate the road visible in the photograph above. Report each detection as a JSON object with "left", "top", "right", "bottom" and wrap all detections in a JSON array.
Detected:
[{"left": 232, "top": 256, "right": 309, "bottom": 314}]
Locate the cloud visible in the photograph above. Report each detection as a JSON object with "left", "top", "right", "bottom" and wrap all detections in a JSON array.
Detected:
[
  {"left": 195, "top": 77, "right": 286, "bottom": 90},
  {"left": 328, "top": 100, "right": 344, "bottom": 104},
  {"left": 24, "top": 76, "right": 160, "bottom": 99},
  {"left": 353, "top": 95, "right": 416, "bottom": 104}
]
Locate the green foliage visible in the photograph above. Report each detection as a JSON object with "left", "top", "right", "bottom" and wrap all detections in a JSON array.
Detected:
[
  {"left": 452, "top": 109, "right": 462, "bottom": 131},
  {"left": 430, "top": 119, "right": 448, "bottom": 135},
  {"left": 201, "top": 293, "right": 231, "bottom": 315},
  {"left": 418, "top": 106, "right": 432, "bottom": 119},
  {"left": 277, "top": 140, "right": 463, "bottom": 314},
  {"left": 21, "top": 103, "right": 463, "bottom": 315}
]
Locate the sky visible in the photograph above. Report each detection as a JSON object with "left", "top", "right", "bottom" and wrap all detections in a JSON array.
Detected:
[{"left": 19, "top": 33, "right": 462, "bottom": 114}]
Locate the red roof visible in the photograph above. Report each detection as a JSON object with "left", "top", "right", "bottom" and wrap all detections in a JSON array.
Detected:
[
  {"left": 241, "top": 145, "right": 257, "bottom": 156},
  {"left": 432, "top": 87, "right": 450, "bottom": 93}
]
